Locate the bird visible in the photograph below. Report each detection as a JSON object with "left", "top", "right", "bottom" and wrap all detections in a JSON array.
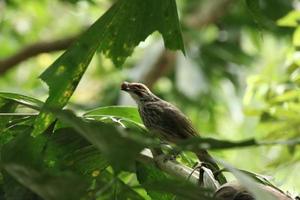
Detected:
[{"left": 121, "top": 81, "right": 226, "bottom": 184}]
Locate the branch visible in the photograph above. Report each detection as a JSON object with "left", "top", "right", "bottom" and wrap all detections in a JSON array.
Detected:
[
  {"left": 0, "top": 36, "right": 77, "bottom": 75},
  {"left": 141, "top": 50, "right": 176, "bottom": 89},
  {"left": 137, "top": 149, "right": 294, "bottom": 200},
  {"left": 137, "top": 150, "right": 199, "bottom": 183},
  {"left": 0, "top": 0, "right": 233, "bottom": 76},
  {"left": 184, "top": 0, "right": 234, "bottom": 28}
]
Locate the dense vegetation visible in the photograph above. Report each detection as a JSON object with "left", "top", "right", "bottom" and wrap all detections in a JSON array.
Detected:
[{"left": 0, "top": 0, "right": 299, "bottom": 199}]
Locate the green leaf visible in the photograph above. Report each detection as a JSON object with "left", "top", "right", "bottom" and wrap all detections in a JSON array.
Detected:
[
  {"left": 177, "top": 137, "right": 300, "bottom": 152},
  {"left": 0, "top": 92, "right": 43, "bottom": 110},
  {"left": 1, "top": 129, "right": 88, "bottom": 200},
  {"left": 45, "top": 128, "right": 109, "bottom": 175},
  {"left": 2, "top": 172, "right": 42, "bottom": 200},
  {"left": 0, "top": 98, "right": 18, "bottom": 132},
  {"left": 52, "top": 109, "right": 149, "bottom": 172},
  {"left": 84, "top": 106, "right": 143, "bottom": 124},
  {"left": 93, "top": 170, "right": 145, "bottom": 200},
  {"left": 293, "top": 27, "right": 300, "bottom": 46},
  {"left": 245, "top": 0, "right": 265, "bottom": 32},
  {"left": 277, "top": 10, "right": 300, "bottom": 27},
  {"left": 32, "top": 0, "right": 184, "bottom": 137},
  {"left": 219, "top": 161, "right": 281, "bottom": 200},
  {"left": 141, "top": 178, "right": 214, "bottom": 200},
  {"left": 136, "top": 162, "right": 174, "bottom": 200},
  {"left": 178, "top": 137, "right": 257, "bottom": 152}
]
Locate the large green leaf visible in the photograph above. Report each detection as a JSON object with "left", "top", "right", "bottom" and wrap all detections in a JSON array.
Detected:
[
  {"left": 136, "top": 162, "right": 174, "bottom": 200},
  {"left": 44, "top": 128, "right": 109, "bottom": 175},
  {"left": 277, "top": 10, "right": 300, "bottom": 27},
  {"left": 1, "top": 129, "right": 88, "bottom": 200},
  {"left": 32, "top": 0, "right": 184, "bottom": 136},
  {"left": 92, "top": 170, "right": 145, "bottom": 200},
  {"left": 141, "top": 178, "right": 214, "bottom": 200},
  {"left": 84, "top": 106, "right": 143, "bottom": 124},
  {"left": 2, "top": 172, "right": 43, "bottom": 200},
  {"left": 52, "top": 109, "right": 153, "bottom": 172}
]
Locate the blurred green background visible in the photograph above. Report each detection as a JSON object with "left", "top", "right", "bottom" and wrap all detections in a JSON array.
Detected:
[{"left": 0, "top": 0, "right": 299, "bottom": 194}]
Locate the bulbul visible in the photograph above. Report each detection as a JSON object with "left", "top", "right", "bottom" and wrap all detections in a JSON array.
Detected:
[{"left": 121, "top": 81, "right": 225, "bottom": 183}]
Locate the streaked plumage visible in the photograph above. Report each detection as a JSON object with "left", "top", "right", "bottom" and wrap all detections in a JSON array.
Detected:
[{"left": 121, "top": 81, "right": 225, "bottom": 183}]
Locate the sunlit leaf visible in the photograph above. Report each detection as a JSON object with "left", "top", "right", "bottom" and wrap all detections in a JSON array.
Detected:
[
  {"left": 277, "top": 10, "right": 300, "bottom": 27},
  {"left": 293, "top": 27, "right": 300, "bottom": 46},
  {"left": 0, "top": 92, "right": 43, "bottom": 110},
  {"left": 84, "top": 106, "right": 142, "bottom": 124},
  {"left": 32, "top": 0, "right": 184, "bottom": 137}
]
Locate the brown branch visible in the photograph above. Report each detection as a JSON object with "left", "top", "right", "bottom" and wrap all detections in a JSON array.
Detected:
[
  {"left": 184, "top": 0, "right": 234, "bottom": 28},
  {"left": 0, "top": 0, "right": 233, "bottom": 76},
  {"left": 0, "top": 36, "right": 77, "bottom": 75},
  {"left": 140, "top": 50, "right": 176, "bottom": 89}
]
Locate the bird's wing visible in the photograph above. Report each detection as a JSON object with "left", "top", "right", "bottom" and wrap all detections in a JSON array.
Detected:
[{"left": 145, "top": 101, "right": 198, "bottom": 143}]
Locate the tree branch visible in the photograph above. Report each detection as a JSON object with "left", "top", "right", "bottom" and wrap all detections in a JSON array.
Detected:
[
  {"left": 0, "top": 36, "right": 77, "bottom": 75},
  {"left": 137, "top": 149, "right": 202, "bottom": 186},
  {"left": 141, "top": 50, "right": 176, "bottom": 89},
  {"left": 184, "top": 0, "right": 234, "bottom": 28},
  {"left": 138, "top": 149, "right": 294, "bottom": 200}
]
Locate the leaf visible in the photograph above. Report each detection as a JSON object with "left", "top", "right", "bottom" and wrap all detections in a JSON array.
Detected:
[
  {"left": 93, "top": 170, "right": 145, "bottom": 200},
  {"left": 84, "top": 106, "right": 143, "bottom": 124},
  {"left": 2, "top": 172, "right": 42, "bottom": 200},
  {"left": 0, "top": 98, "right": 18, "bottom": 131},
  {"left": 245, "top": 0, "right": 265, "bottom": 34},
  {"left": 239, "top": 170, "right": 285, "bottom": 194},
  {"left": 178, "top": 137, "right": 257, "bottom": 151},
  {"left": 45, "top": 128, "right": 109, "bottom": 175},
  {"left": 136, "top": 162, "right": 174, "bottom": 200},
  {"left": 219, "top": 161, "right": 282, "bottom": 200},
  {"left": 0, "top": 92, "right": 43, "bottom": 110},
  {"left": 293, "top": 27, "right": 300, "bottom": 46},
  {"left": 1, "top": 129, "right": 88, "bottom": 200},
  {"left": 142, "top": 178, "right": 214, "bottom": 200},
  {"left": 177, "top": 136, "right": 300, "bottom": 152},
  {"left": 52, "top": 109, "right": 149, "bottom": 172},
  {"left": 277, "top": 10, "right": 300, "bottom": 27},
  {"left": 33, "top": 0, "right": 184, "bottom": 136}
]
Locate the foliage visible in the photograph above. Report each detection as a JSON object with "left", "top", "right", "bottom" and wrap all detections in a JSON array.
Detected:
[{"left": 0, "top": 0, "right": 299, "bottom": 199}]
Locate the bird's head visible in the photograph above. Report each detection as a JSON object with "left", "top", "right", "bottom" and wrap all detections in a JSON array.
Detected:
[{"left": 121, "top": 82, "right": 158, "bottom": 104}]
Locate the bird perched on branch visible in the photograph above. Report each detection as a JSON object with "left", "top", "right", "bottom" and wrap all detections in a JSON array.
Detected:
[{"left": 121, "top": 81, "right": 226, "bottom": 184}]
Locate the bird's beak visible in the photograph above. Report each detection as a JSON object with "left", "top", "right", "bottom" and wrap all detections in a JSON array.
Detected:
[{"left": 121, "top": 82, "right": 131, "bottom": 91}]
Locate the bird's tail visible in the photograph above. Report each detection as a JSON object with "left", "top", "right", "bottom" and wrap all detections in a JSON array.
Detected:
[{"left": 196, "top": 150, "right": 227, "bottom": 184}]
